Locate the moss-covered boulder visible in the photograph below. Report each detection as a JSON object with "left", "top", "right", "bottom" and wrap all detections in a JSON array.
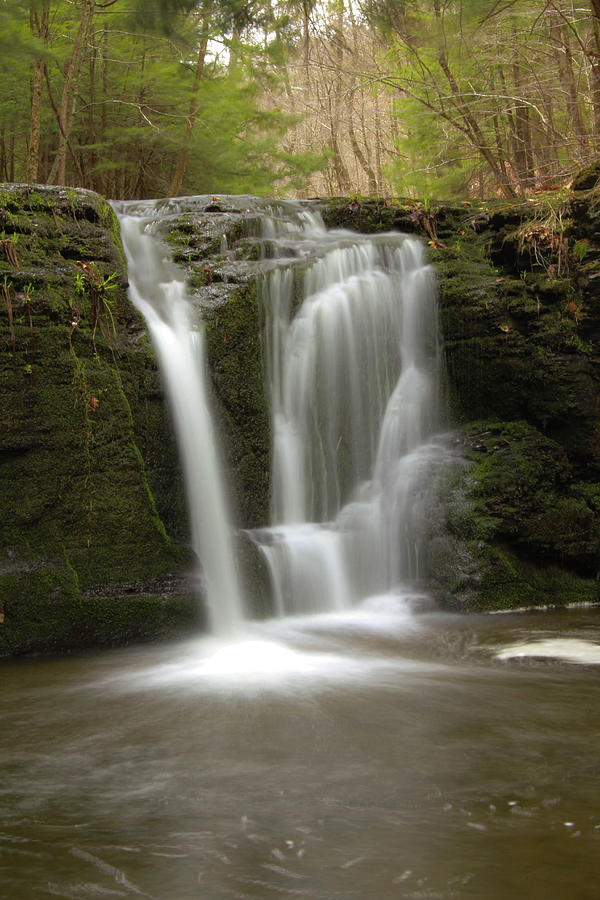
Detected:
[
  {"left": 425, "top": 421, "right": 598, "bottom": 611},
  {"left": 0, "top": 184, "right": 195, "bottom": 656}
]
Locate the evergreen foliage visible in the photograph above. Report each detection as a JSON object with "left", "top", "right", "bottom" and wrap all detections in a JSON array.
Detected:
[
  {"left": 0, "top": 0, "right": 321, "bottom": 198},
  {"left": 1, "top": 1, "right": 599, "bottom": 199}
]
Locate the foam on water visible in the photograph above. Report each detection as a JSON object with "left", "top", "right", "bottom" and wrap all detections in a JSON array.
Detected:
[
  {"left": 92, "top": 594, "right": 442, "bottom": 694},
  {"left": 198, "top": 639, "right": 335, "bottom": 677},
  {"left": 496, "top": 638, "right": 600, "bottom": 664},
  {"left": 99, "top": 640, "right": 433, "bottom": 693},
  {"left": 257, "top": 591, "right": 425, "bottom": 639}
]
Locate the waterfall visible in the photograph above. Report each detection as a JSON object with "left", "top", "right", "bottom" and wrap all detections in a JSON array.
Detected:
[
  {"left": 258, "top": 209, "right": 446, "bottom": 616},
  {"left": 114, "top": 204, "right": 244, "bottom": 635},
  {"left": 114, "top": 197, "right": 447, "bottom": 632}
]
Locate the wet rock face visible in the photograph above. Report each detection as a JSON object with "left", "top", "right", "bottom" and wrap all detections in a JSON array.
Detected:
[
  {"left": 431, "top": 422, "right": 599, "bottom": 611},
  {"left": 155, "top": 198, "right": 272, "bottom": 532},
  {"left": 431, "top": 184, "right": 600, "bottom": 608},
  {"left": 158, "top": 188, "right": 600, "bottom": 613},
  {"left": 321, "top": 183, "right": 600, "bottom": 610},
  {"left": 2, "top": 177, "right": 600, "bottom": 655},
  {"left": 418, "top": 202, "right": 598, "bottom": 466},
  {"left": 0, "top": 184, "right": 194, "bottom": 656}
]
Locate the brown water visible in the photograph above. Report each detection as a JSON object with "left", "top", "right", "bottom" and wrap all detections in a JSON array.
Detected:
[{"left": 1, "top": 600, "right": 599, "bottom": 899}]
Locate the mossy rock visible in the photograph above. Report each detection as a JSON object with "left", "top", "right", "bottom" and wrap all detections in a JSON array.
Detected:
[
  {"left": 0, "top": 560, "right": 199, "bottom": 656},
  {"left": 463, "top": 421, "right": 600, "bottom": 568},
  {"left": 0, "top": 183, "right": 195, "bottom": 656},
  {"left": 426, "top": 419, "right": 600, "bottom": 610},
  {"left": 431, "top": 537, "right": 597, "bottom": 612},
  {"left": 158, "top": 210, "right": 271, "bottom": 531}
]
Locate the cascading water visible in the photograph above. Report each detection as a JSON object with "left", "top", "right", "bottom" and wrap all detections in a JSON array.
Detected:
[
  {"left": 113, "top": 202, "right": 244, "bottom": 635},
  {"left": 113, "top": 196, "right": 448, "bottom": 632},
  {"left": 258, "top": 209, "right": 448, "bottom": 617}
]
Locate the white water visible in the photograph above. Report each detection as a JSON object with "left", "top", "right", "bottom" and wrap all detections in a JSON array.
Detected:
[
  {"left": 496, "top": 637, "right": 600, "bottom": 664},
  {"left": 113, "top": 199, "right": 449, "bottom": 631},
  {"left": 115, "top": 206, "right": 244, "bottom": 635},
  {"left": 259, "top": 210, "right": 448, "bottom": 616}
]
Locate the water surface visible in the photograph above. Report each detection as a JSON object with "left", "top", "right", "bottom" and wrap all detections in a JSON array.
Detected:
[{"left": 1, "top": 601, "right": 599, "bottom": 899}]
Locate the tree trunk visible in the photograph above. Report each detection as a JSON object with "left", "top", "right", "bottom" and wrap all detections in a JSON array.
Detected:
[
  {"left": 590, "top": 1, "right": 600, "bottom": 142},
  {"left": 547, "top": 12, "right": 588, "bottom": 163},
  {"left": 101, "top": 26, "right": 110, "bottom": 197},
  {"left": 490, "top": 68, "right": 510, "bottom": 184},
  {"left": 9, "top": 134, "right": 15, "bottom": 182},
  {"left": 302, "top": 1, "right": 311, "bottom": 86},
  {"left": 373, "top": 91, "right": 385, "bottom": 195},
  {"left": 432, "top": 0, "right": 516, "bottom": 197},
  {"left": 329, "top": 0, "right": 352, "bottom": 194},
  {"left": 329, "top": 96, "right": 352, "bottom": 193},
  {"left": 43, "top": 63, "right": 86, "bottom": 183},
  {"left": 346, "top": 6, "right": 378, "bottom": 195},
  {"left": 27, "top": 60, "right": 45, "bottom": 182},
  {"left": 347, "top": 100, "right": 378, "bottom": 195},
  {"left": 0, "top": 129, "right": 7, "bottom": 180},
  {"left": 27, "top": 2, "right": 50, "bottom": 183},
  {"left": 86, "top": 22, "right": 97, "bottom": 191},
  {"left": 47, "top": 0, "right": 95, "bottom": 185},
  {"left": 168, "top": 4, "right": 212, "bottom": 197},
  {"left": 510, "top": 28, "right": 536, "bottom": 193}
]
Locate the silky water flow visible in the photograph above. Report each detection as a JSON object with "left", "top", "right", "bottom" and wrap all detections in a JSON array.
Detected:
[
  {"left": 257, "top": 207, "right": 449, "bottom": 617},
  {"left": 115, "top": 202, "right": 244, "bottom": 635},
  {"left": 116, "top": 199, "right": 450, "bottom": 626}
]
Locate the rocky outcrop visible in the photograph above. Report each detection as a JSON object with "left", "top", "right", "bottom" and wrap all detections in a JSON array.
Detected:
[
  {"left": 321, "top": 176, "right": 600, "bottom": 610},
  {"left": 0, "top": 185, "right": 196, "bottom": 655},
  {"left": 1, "top": 173, "right": 599, "bottom": 657},
  {"left": 158, "top": 201, "right": 271, "bottom": 532},
  {"left": 171, "top": 188, "right": 600, "bottom": 613}
]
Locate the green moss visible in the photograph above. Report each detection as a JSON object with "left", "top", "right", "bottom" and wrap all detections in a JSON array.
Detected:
[
  {"left": 0, "top": 563, "right": 81, "bottom": 655},
  {"left": 76, "top": 592, "right": 200, "bottom": 647},
  {"left": 0, "top": 563, "right": 199, "bottom": 657},
  {"left": 111, "top": 368, "right": 170, "bottom": 543},
  {"left": 465, "top": 545, "right": 597, "bottom": 612},
  {"left": 459, "top": 421, "right": 600, "bottom": 569},
  {"left": 432, "top": 536, "right": 597, "bottom": 613},
  {"left": 202, "top": 280, "right": 270, "bottom": 528},
  {"left": 0, "top": 184, "right": 192, "bottom": 656},
  {"left": 429, "top": 417, "right": 600, "bottom": 610},
  {"left": 101, "top": 201, "right": 126, "bottom": 269}
]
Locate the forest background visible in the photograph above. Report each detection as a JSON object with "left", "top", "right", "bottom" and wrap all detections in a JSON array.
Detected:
[{"left": 1, "top": 0, "right": 600, "bottom": 201}]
